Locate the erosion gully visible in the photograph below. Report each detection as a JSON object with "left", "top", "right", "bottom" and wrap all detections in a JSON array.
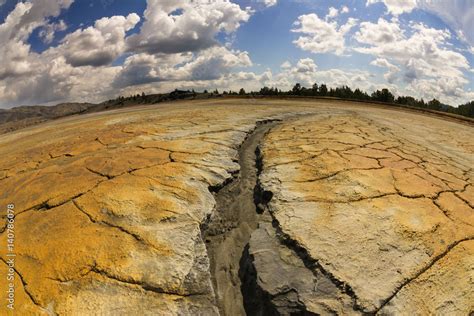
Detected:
[{"left": 203, "top": 120, "right": 280, "bottom": 316}]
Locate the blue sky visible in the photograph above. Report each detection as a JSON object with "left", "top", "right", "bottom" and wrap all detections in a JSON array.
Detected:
[{"left": 0, "top": 0, "right": 473, "bottom": 108}]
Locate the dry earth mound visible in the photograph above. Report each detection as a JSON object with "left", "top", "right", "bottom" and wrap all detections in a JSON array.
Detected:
[{"left": 253, "top": 110, "right": 473, "bottom": 315}]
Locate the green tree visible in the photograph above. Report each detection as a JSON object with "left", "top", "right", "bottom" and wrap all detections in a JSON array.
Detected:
[
  {"left": 260, "top": 87, "right": 271, "bottom": 95},
  {"left": 456, "top": 101, "right": 474, "bottom": 117},
  {"left": 427, "top": 98, "right": 442, "bottom": 110},
  {"left": 311, "top": 83, "right": 319, "bottom": 95},
  {"left": 319, "top": 84, "right": 328, "bottom": 96},
  {"left": 371, "top": 88, "right": 394, "bottom": 103},
  {"left": 292, "top": 83, "right": 302, "bottom": 95}
]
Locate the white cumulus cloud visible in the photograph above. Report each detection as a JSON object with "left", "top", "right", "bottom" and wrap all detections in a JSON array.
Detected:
[
  {"left": 292, "top": 13, "right": 358, "bottom": 55},
  {"left": 327, "top": 7, "right": 339, "bottom": 19},
  {"left": 59, "top": 14, "right": 140, "bottom": 67},
  {"left": 367, "top": 0, "right": 474, "bottom": 46},
  {"left": 366, "top": 0, "right": 417, "bottom": 15},
  {"left": 355, "top": 18, "right": 472, "bottom": 103},
  {"left": 39, "top": 19, "right": 67, "bottom": 44},
  {"left": 0, "top": 0, "right": 253, "bottom": 107},
  {"left": 126, "top": 0, "right": 251, "bottom": 55},
  {"left": 112, "top": 46, "right": 252, "bottom": 88},
  {"left": 0, "top": 0, "right": 74, "bottom": 80},
  {"left": 370, "top": 58, "right": 400, "bottom": 83},
  {"left": 418, "top": 0, "right": 474, "bottom": 46},
  {"left": 261, "top": 0, "right": 277, "bottom": 7}
]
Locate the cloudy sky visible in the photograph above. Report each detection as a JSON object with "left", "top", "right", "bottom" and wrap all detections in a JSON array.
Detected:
[{"left": 0, "top": 0, "right": 473, "bottom": 108}]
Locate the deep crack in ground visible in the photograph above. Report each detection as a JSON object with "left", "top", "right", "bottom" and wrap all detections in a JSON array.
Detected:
[{"left": 204, "top": 120, "right": 280, "bottom": 316}]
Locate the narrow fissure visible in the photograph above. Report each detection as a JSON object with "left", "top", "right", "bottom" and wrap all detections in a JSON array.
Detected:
[
  {"left": 240, "top": 144, "right": 352, "bottom": 316},
  {"left": 203, "top": 120, "right": 280, "bottom": 316}
]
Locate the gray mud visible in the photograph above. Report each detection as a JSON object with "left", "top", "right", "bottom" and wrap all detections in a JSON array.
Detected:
[{"left": 204, "top": 120, "right": 279, "bottom": 316}]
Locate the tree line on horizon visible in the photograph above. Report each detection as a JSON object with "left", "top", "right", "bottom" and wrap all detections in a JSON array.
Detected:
[
  {"left": 105, "top": 83, "right": 474, "bottom": 119},
  {"left": 229, "top": 83, "right": 473, "bottom": 119}
]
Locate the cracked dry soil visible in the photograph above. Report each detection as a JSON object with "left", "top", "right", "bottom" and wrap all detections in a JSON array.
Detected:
[
  {"left": 253, "top": 112, "right": 474, "bottom": 315},
  {"left": 0, "top": 98, "right": 473, "bottom": 315}
]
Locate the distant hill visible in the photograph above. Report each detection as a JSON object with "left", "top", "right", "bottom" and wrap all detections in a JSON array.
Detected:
[
  {"left": 0, "top": 90, "right": 201, "bottom": 134},
  {"left": 0, "top": 103, "right": 95, "bottom": 134}
]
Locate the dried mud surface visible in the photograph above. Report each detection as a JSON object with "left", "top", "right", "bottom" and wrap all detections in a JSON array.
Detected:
[
  {"left": 256, "top": 109, "right": 473, "bottom": 315},
  {"left": 0, "top": 99, "right": 472, "bottom": 315}
]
